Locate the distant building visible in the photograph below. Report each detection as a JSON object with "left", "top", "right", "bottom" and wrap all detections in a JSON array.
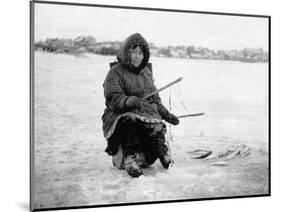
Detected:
[{"left": 34, "top": 36, "right": 268, "bottom": 63}]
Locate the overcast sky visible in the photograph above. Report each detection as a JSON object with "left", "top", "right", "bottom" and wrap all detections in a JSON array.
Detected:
[{"left": 34, "top": 3, "right": 269, "bottom": 51}]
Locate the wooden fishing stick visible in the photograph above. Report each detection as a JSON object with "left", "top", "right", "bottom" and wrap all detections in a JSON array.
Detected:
[
  {"left": 142, "top": 77, "right": 204, "bottom": 118},
  {"left": 177, "top": 113, "right": 205, "bottom": 118},
  {"left": 142, "top": 77, "right": 183, "bottom": 100}
]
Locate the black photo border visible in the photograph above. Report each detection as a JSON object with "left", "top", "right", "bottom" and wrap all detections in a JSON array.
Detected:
[{"left": 30, "top": 0, "right": 271, "bottom": 211}]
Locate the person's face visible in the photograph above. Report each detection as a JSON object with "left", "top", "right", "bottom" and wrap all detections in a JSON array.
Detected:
[{"left": 129, "top": 46, "right": 144, "bottom": 68}]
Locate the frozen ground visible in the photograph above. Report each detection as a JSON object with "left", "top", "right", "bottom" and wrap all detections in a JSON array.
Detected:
[{"left": 33, "top": 51, "right": 269, "bottom": 209}]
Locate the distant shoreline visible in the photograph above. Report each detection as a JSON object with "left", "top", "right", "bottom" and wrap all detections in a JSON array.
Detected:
[{"left": 35, "top": 49, "right": 268, "bottom": 64}]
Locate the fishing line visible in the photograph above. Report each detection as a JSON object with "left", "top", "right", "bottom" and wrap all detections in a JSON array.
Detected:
[
  {"left": 167, "top": 87, "right": 174, "bottom": 166},
  {"left": 175, "top": 84, "right": 191, "bottom": 113},
  {"left": 168, "top": 87, "right": 174, "bottom": 142}
]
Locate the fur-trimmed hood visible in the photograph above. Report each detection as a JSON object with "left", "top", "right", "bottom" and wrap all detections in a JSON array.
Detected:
[{"left": 117, "top": 33, "right": 150, "bottom": 73}]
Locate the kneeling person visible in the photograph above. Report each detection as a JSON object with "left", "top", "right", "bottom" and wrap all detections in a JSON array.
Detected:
[{"left": 102, "top": 33, "right": 179, "bottom": 177}]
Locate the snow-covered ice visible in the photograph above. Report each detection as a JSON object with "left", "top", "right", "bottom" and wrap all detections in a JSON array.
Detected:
[{"left": 33, "top": 52, "right": 269, "bottom": 209}]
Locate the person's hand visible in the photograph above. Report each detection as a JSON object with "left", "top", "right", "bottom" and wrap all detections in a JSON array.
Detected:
[
  {"left": 125, "top": 96, "right": 143, "bottom": 110},
  {"left": 158, "top": 104, "right": 180, "bottom": 125},
  {"left": 165, "top": 113, "right": 180, "bottom": 125}
]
